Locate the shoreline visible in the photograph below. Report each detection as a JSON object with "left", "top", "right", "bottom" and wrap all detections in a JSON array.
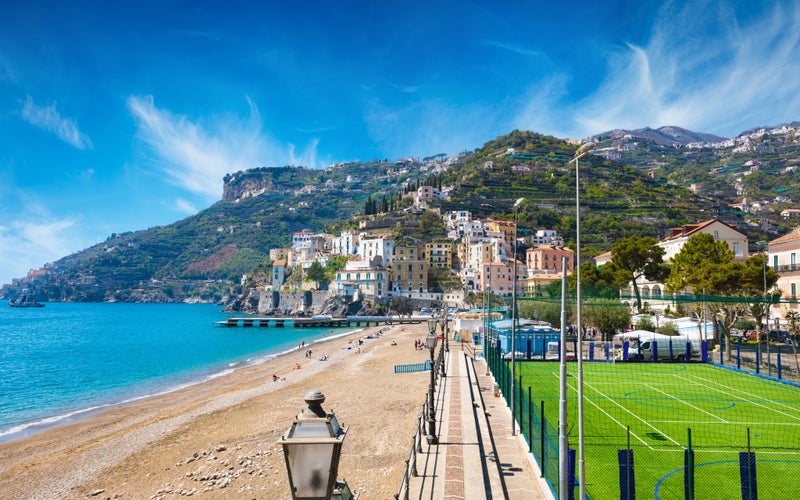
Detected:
[
  {"left": 0, "top": 323, "right": 367, "bottom": 443},
  {"left": 0, "top": 321, "right": 432, "bottom": 499}
]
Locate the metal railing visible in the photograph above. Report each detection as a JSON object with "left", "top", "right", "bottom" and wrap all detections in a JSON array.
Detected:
[{"left": 395, "top": 340, "right": 447, "bottom": 499}]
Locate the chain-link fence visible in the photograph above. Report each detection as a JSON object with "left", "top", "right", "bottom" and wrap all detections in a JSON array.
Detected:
[{"left": 486, "top": 336, "right": 800, "bottom": 499}]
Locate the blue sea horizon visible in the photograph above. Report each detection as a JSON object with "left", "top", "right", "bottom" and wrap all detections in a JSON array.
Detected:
[{"left": 0, "top": 302, "right": 352, "bottom": 442}]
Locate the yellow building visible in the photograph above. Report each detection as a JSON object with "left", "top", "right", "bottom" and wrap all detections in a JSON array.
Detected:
[{"left": 424, "top": 241, "right": 454, "bottom": 269}]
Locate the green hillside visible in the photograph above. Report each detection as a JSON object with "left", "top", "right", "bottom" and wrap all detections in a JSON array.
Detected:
[{"left": 3, "top": 126, "right": 798, "bottom": 303}]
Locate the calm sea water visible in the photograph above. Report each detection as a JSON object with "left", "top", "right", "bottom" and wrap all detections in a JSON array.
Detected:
[{"left": 0, "top": 302, "right": 350, "bottom": 441}]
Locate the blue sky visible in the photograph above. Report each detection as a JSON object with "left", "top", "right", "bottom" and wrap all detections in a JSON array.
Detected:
[{"left": 2, "top": 0, "right": 800, "bottom": 285}]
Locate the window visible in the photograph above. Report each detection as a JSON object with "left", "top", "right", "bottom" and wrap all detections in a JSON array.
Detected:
[
  {"left": 774, "top": 255, "right": 778, "bottom": 268},
  {"left": 733, "top": 242, "right": 741, "bottom": 255},
  {"left": 792, "top": 283, "right": 797, "bottom": 298},
  {"left": 792, "top": 253, "right": 797, "bottom": 266}
]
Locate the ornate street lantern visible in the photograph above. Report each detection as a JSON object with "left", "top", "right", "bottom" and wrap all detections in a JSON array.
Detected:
[{"left": 281, "top": 390, "right": 347, "bottom": 499}]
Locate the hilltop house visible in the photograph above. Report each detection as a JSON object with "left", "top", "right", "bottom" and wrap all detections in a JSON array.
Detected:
[{"left": 631, "top": 219, "right": 749, "bottom": 310}]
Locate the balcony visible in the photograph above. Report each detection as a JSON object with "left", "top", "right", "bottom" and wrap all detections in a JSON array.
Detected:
[{"left": 774, "top": 263, "right": 800, "bottom": 273}]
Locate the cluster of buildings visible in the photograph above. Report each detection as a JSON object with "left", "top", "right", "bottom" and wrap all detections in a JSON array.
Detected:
[
  {"left": 258, "top": 209, "right": 573, "bottom": 307},
  {"left": 266, "top": 212, "right": 800, "bottom": 328}
]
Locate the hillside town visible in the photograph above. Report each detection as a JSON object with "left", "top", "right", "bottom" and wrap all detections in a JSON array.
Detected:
[{"left": 243, "top": 181, "right": 800, "bottom": 331}]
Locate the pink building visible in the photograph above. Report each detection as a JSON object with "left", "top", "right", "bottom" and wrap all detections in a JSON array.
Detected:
[{"left": 526, "top": 245, "right": 574, "bottom": 275}]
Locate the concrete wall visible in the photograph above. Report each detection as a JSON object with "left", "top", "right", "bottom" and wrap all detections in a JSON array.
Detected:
[{"left": 257, "top": 290, "right": 331, "bottom": 313}]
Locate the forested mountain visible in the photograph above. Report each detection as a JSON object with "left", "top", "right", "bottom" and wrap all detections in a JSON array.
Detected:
[{"left": 3, "top": 123, "right": 799, "bottom": 303}]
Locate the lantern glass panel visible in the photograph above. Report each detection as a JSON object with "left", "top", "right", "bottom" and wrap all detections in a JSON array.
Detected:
[
  {"left": 291, "top": 421, "right": 331, "bottom": 438},
  {"left": 285, "top": 442, "right": 336, "bottom": 498}
]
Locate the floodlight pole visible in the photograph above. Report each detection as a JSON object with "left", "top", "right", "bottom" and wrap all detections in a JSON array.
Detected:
[
  {"left": 510, "top": 197, "right": 524, "bottom": 436},
  {"left": 759, "top": 240, "right": 771, "bottom": 376},
  {"left": 573, "top": 142, "right": 595, "bottom": 500},
  {"left": 558, "top": 256, "right": 569, "bottom": 499}
]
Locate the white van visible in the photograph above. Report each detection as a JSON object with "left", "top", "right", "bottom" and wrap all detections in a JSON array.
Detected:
[{"left": 615, "top": 331, "right": 700, "bottom": 361}]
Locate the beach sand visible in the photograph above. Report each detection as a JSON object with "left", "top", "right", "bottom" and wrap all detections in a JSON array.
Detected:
[{"left": 0, "top": 322, "right": 434, "bottom": 499}]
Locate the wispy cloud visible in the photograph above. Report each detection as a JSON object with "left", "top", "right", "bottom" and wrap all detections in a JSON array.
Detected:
[
  {"left": 127, "top": 95, "right": 323, "bottom": 200},
  {"left": 512, "top": 1, "right": 800, "bottom": 139},
  {"left": 173, "top": 198, "right": 198, "bottom": 215},
  {"left": 0, "top": 200, "right": 82, "bottom": 286},
  {"left": 573, "top": 1, "right": 800, "bottom": 137},
  {"left": 21, "top": 96, "right": 93, "bottom": 149}
]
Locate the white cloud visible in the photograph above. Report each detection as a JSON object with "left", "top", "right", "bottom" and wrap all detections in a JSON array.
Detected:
[
  {"left": 573, "top": 1, "right": 800, "bottom": 137},
  {"left": 21, "top": 95, "right": 93, "bottom": 150},
  {"left": 510, "top": 1, "right": 800, "bottom": 139},
  {"left": 127, "top": 95, "right": 323, "bottom": 201},
  {"left": 0, "top": 216, "right": 81, "bottom": 286},
  {"left": 174, "top": 198, "right": 198, "bottom": 215}
]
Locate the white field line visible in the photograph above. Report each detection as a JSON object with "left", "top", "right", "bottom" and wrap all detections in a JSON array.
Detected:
[
  {"left": 681, "top": 373, "right": 800, "bottom": 422},
  {"left": 649, "top": 420, "right": 800, "bottom": 426},
  {"left": 578, "top": 376, "right": 684, "bottom": 448},
  {"left": 551, "top": 372, "right": 654, "bottom": 449},
  {"left": 643, "top": 383, "right": 729, "bottom": 423}
]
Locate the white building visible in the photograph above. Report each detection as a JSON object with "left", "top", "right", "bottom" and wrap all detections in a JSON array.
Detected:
[
  {"left": 357, "top": 235, "right": 394, "bottom": 267},
  {"left": 332, "top": 230, "right": 359, "bottom": 256}
]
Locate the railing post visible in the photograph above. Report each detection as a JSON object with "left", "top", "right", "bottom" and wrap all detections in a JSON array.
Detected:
[{"left": 410, "top": 435, "right": 417, "bottom": 477}]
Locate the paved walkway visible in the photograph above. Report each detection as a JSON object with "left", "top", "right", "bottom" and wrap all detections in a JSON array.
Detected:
[{"left": 407, "top": 347, "right": 553, "bottom": 499}]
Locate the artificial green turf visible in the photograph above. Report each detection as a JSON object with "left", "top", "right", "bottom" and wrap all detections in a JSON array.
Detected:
[{"left": 510, "top": 361, "right": 800, "bottom": 499}]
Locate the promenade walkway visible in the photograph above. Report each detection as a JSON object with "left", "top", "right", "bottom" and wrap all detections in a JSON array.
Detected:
[{"left": 407, "top": 348, "right": 553, "bottom": 499}]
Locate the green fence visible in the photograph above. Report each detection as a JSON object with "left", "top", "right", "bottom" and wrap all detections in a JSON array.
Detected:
[{"left": 485, "top": 337, "right": 800, "bottom": 499}]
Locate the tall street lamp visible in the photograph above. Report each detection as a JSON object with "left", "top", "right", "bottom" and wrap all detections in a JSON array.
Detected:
[
  {"left": 426, "top": 319, "right": 439, "bottom": 444},
  {"left": 510, "top": 197, "right": 524, "bottom": 436},
  {"left": 758, "top": 240, "right": 771, "bottom": 376},
  {"left": 572, "top": 141, "right": 595, "bottom": 500},
  {"left": 484, "top": 284, "right": 492, "bottom": 374},
  {"left": 280, "top": 390, "right": 348, "bottom": 500}
]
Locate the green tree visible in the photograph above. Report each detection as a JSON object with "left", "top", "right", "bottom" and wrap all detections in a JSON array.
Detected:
[
  {"left": 305, "top": 261, "right": 328, "bottom": 290},
  {"left": 583, "top": 301, "right": 631, "bottom": 341},
  {"left": 610, "top": 236, "right": 670, "bottom": 310},
  {"left": 665, "top": 234, "right": 733, "bottom": 294},
  {"left": 665, "top": 234, "right": 778, "bottom": 360},
  {"left": 541, "top": 261, "right": 620, "bottom": 302},
  {"left": 519, "top": 299, "right": 568, "bottom": 329}
]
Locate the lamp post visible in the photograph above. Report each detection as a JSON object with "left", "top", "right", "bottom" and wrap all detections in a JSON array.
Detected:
[
  {"left": 485, "top": 284, "right": 492, "bottom": 374},
  {"left": 440, "top": 313, "right": 449, "bottom": 354},
  {"left": 439, "top": 315, "right": 448, "bottom": 378},
  {"left": 510, "top": 197, "right": 524, "bottom": 436},
  {"left": 758, "top": 240, "right": 771, "bottom": 376},
  {"left": 481, "top": 201, "right": 494, "bottom": 365},
  {"left": 426, "top": 319, "right": 439, "bottom": 444},
  {"left": 572, "top": 141, "right": 595, "bottom": 500},
  {"left": 558, "top": 256, "right": 569, "bottom": 499},
  {"left": 280, "top": 390, "right": 348, "bottom": 500}
]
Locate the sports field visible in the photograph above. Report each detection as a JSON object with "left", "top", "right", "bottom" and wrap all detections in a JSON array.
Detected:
[{"left": 514, "top": 361, "right": 800, "bottom": 499}]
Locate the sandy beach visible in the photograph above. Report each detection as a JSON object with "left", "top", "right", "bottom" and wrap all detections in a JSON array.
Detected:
[{"left": 0, "top": 322, "right": 435, "bottom": 499}]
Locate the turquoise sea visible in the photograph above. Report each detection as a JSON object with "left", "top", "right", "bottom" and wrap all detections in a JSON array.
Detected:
[{"left": 0, "top": 302, "right": 351, "bottom": 442}]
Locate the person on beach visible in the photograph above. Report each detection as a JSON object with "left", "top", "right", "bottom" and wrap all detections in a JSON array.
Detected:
[{"left": 294, "top": 362, "right": 302, "bottom": 370}]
